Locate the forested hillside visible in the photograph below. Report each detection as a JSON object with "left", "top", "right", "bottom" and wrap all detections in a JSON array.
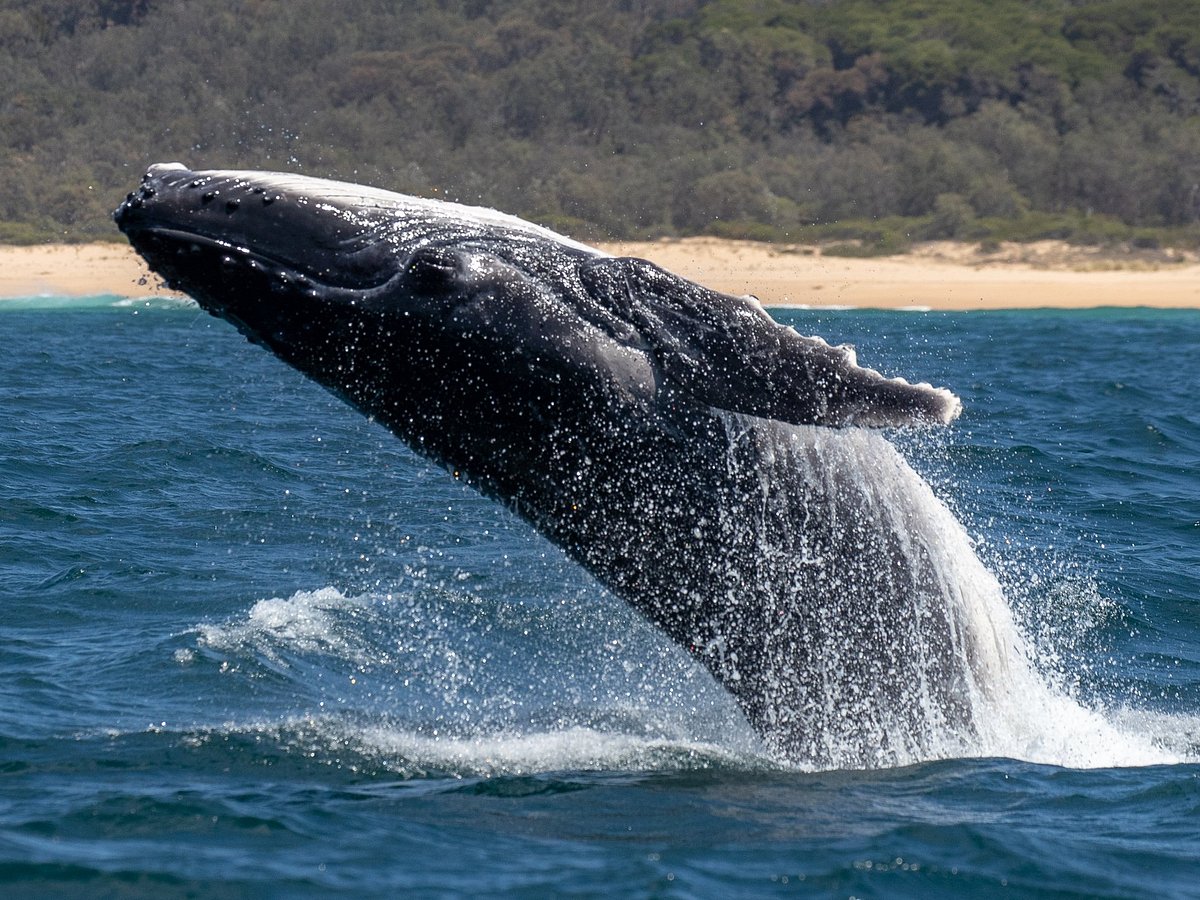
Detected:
[{"left": 4, "top": 0, "right": 1200, "bottom": 247}]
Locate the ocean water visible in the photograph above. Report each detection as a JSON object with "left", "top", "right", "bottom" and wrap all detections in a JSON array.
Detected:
[{"left": 1, "top": 297, "right": 1198, "bottom": 898}]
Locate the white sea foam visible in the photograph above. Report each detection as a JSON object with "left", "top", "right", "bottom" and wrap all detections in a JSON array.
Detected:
[
  {"left": 765, "top": 424, "right": 1181, "bottom": 769},
  {"left": 110, "top": 295, "right": 198, "bottom": 309},
  {"left": 195, "top": 586, "right": 378, "bottom": 665},
  {"left": 346, "top": 721, "right": 764, "bottom": 776},
  {"left": 191, "top": 426, "right": 1191, "bottom": 773},
  {"left": 161, "top": 713, "right": 769, "bottom": 779},
  {"left": 798, "top": 426, "right": 1182, "bottom": 769}
]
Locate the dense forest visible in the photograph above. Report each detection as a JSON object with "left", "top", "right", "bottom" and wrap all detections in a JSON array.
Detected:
[{"left": 4, "top": 0, "right": 1200, "bottom": 249}]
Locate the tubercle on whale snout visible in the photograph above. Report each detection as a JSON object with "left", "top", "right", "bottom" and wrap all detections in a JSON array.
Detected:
[
  {"left": 115, "top": 165, "right": 286, "bottom": 227},
  {"left": 115, "top": 166, "right": 401, "bottom": 295}
]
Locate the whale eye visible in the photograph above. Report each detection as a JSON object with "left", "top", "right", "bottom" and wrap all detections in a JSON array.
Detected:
[{"left": 406, "top": 246, "right": 460, "bottom": 292}]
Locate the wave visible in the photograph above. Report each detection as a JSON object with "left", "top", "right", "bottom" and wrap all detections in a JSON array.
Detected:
[
  {"left": 186, "top": 571, "right": 1196, "bottom": 776},
  {"left": 195, "top": 587, "right": 384, "bottom": 667},
  {"left": 272, "top": 716, "right": 769, "bottom": 778},
  {"left": 0, "top": 293, "right": 195, "bottom": 311}
]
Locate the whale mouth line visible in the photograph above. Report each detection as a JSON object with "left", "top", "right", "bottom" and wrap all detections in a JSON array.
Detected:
[{"left": 125, "top": 224, "right": 397, "bottom": 294}]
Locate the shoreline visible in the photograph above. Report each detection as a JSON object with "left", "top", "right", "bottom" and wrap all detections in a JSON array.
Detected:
[{"left": 2, "top": 240, "right": 1199, "bottom": 310}]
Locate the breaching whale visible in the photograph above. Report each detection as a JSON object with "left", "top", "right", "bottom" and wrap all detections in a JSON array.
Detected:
[{"left": 115, "top": 164, "right": 999, "bottom": 766}]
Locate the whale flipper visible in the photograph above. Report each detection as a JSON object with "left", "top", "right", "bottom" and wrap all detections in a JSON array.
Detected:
[{"left": 578, "top": 256, "right": 960, "bottom": 428}]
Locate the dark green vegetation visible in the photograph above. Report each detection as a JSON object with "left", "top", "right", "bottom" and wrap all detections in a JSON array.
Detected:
[{"left": 4, "top": 0, "right": 1200, "bottom": 248}]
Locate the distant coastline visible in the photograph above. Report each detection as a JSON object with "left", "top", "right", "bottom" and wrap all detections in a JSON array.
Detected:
[{"left": 2, "top": 240, "right": 1199, "bottom": 310}]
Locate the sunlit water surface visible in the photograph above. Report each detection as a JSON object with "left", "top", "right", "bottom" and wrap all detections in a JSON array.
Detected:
[{"left": 1, "top": 298, "right": 1198, "bottom": 897}]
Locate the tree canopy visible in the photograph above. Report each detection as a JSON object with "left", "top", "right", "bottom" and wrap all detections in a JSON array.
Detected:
[{"left": 3, "top": 0, "right": 1200, "bottom": 247}]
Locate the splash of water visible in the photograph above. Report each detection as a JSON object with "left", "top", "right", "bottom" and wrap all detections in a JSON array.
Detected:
[
  {"left": 725, "top": 420, "right": 1177, "bottom": 769},
  {"left": 191, "top": 422, "right": 1186, "bottom": 773}
]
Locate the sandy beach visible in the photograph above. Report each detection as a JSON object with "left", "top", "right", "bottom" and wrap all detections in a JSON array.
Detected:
[{"left": 2, "top": 239, "right": 1199, "bottom": 309}]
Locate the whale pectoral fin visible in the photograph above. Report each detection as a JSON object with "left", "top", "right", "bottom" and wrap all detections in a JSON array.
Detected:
[{"left": 578, "top": 257, "right": 961, "bottom": 427}]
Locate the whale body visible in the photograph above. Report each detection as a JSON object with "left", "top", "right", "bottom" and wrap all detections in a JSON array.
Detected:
[{"left": 115, "top": 164, "right": 995, "bottom": 766}]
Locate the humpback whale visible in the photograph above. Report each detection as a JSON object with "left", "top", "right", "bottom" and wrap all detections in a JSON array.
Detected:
[{"left": 115, "top": 164, "right": 1000, "bottom": 766}]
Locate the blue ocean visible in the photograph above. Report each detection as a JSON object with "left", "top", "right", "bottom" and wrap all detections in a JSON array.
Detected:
[{"left": 1, "top": 297, "right": 1197, "bottom": 898}]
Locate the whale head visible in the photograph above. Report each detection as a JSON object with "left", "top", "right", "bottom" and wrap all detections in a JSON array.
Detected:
[{"left": 114, "top": 164, "right": 960, "bottom": 481}]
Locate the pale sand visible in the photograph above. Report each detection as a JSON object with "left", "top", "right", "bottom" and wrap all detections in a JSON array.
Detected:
[
  {"left": 601, "top": 238, "right": 1200, "bottom": 310},
  {"left": 0, "top": 244, "right": 167, "bottom": 300},
  {"left": 2, "top": 239, "right": 1199, "bottom": 309}
]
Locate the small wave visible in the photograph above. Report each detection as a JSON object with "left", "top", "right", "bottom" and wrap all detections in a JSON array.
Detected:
[
  {"left": 111, "top": 295, "right": 197, "bottom": 310},
  {"left": 48, "top": 716, "right": 768, "bottom": 783},
  {"left": 195, "top": 587, "right": 377, "bottom": 665},
  {"left": 769, "top": 303, "right": 857, "bottom": 311},
  {"left": 0, "top": 293, "right": 195, "bottom": 312},
  {"left": 160, "top": 713, "right": 771, "bottom": 780},
  {"left": 335, "top": 720, "right": 770, "bottom": 778},
  {"left": 114, "top": 696, "right": 1199, "bottom": 785},
  {"left": 765, "top": 303, "right": 935, "bottom": 312},
  {"left": 274, "top": 694, "right": 1194, "bottom": 776}
]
